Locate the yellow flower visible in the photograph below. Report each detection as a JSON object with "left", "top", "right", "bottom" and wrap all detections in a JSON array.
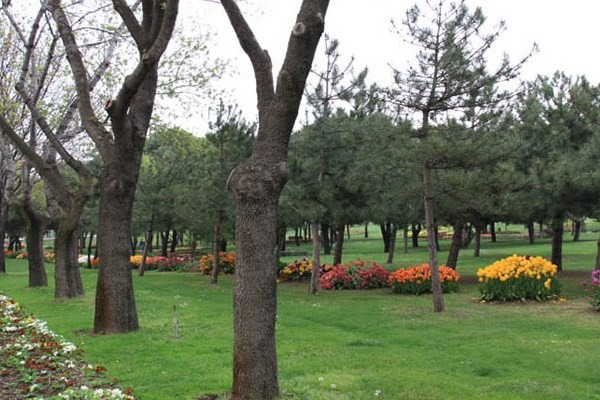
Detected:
[{"left": 544, "top": 278, "right": 552, "bottom": 289}]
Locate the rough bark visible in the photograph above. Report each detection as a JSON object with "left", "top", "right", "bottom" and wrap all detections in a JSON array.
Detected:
[
  {"left": 221, "top": 0, "right": 328, "bottom": 397},
  {"left": 23, "top": 202, "right": 48, "bottom": 288},
  {"left": 50, "top": 0, "right": 179, "bottom": 333}
]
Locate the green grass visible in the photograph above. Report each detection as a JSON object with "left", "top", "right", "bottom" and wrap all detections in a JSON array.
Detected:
[{"left": 2, "top": 229, "right": 600, "bottom": 399}]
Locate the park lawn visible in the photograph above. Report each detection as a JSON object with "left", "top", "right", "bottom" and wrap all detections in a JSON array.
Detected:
[{"left": 1, "top": 231, "right": 599, "bottom": 399}]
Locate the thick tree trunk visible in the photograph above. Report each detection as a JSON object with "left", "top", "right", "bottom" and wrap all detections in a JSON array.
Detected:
[
  {"left": 309, "top": 221, "right": 320, "bottom": 294},
  {"left": 230, "top": 161, "right": 283, "bottom": 399},
  {"left": 386, "top": 223, "right": 397, "bottom": 264},
  {"left": 550, "top": 214, "right": 564, "bottom": 272},
  {"left": 446, "top": 219, "right": 464, "bottom": 270},
  {"left": 25, "top": 213, "right": 48, "bottom": 288},
  {"left": 94, "top": 160, "right": 139, "bottom": 333},
  {"left": 54, "top": 222, "right": 84, "bottom": 298},
  {"left": 332, "top": 223, "right": 345, "bottom": 266}
]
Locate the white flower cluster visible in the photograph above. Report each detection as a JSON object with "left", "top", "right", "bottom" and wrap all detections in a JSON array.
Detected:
[{"left": 1, "top": 293, "right": 135, "bottom": 400}]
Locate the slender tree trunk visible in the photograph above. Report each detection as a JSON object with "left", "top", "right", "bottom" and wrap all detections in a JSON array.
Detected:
[
  {"left": 423, "top": 162, "right": 443, "bottom": 312},
  {"left": 161, "top": 230, "right": 169, "bottom": 257},
  {"left": 364, "top": 222, "right": 369, "bottom": 238},
  {"left": 473, "top": 224, "right": 482, "bottom": 257},
  {"left": 386, "top": 223, "right": 397, "bottom": 264},
  {"left": 309, "top": 221, "right": 320, "bottom": 294},
  {"left": 380, "top": 222, "right": 391, "bottom": 253},
  {"left": 211, "top": 208, "right": 224, "bottom": 284},
  {"left": 321, "top": 222, "right": 331, "bottom": 255},
  {"left": 446, "top": 219, "right": 463, "bottom": 270},
  {"left": 411, "top": 224, "right": 420, "bottom": 247},
  {"left": 86, "top": 232, "right": 95, "bottom": 269},
  {"left": 170, "top": 229, "right": 178, "bottom": 254},
  {"left": 550, "top": 214, "right": 564, "bottom": 272},
  {"left": 332, "top": 223, "right": 345, "bottom": 266},
  {"left": 489, "top": 222, "right": 496, "bottom": 243},
  {"left": 139, "top": 216, "right": 154, "bottom": 277},
  {"left": 572, "top": 220, "right": 581, "bottom": 242},
  {"left": 403, "top": 225, "right": 409, "bottom": 254},
  {"left": 527, "top": 222, "right": 535, "bottom": 244}
]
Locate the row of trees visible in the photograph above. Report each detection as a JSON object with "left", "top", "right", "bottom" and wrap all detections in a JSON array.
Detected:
[{"left": 1, "top": 0, "right": 599, "bottom": 398}]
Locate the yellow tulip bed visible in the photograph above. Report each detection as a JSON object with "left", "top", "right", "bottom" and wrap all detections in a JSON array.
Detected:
[{"left": 477, "top": 254, "right": 561, "bottom": 302}]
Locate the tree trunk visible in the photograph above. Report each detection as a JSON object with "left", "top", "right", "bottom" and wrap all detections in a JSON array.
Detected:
[
  {"left": 211, "top": 208, "right": 225, "bottom": 284},
  {"left": 364, "top": 222, "right": 369, "bottom": 238},
  {"left": 489, "top": 222, "right": 496, "bottom": 243},
  {"left": 229, "top": 161, "right": 283, "bottom": 399},
  {"left": 220, "top": 0, "right": 328, "bottom": 396},
  {"left": 54, "top": 222, "right": 84, "bottom": 298},
  {"left": 403, "top": 225, "right": 409, "bottom": 254},
  {"left": 94, "top": 159, "right": 139, "bottom": 334},
  {"left": 527, "top": 222, "right": 535, "bottom": 244},
  {"left": 86, "top": 232, "right": 95, "bottom": 269},
  {"left": 25, "top": 211, "right": 48, "bottom": 288},
  {"left": 321, "top": 222, "right": 331, "bottom": 255},
  {"left": 411, "top": 224, "right": 420, "bottom": 247},
  {"left": 380, "top": 222, "right": 391, "bottom": 253},
  {"left": 170, "top": 229, "right": 177, "bottom": 254},
  {"left": 139, "top": 216, "right": 154, "bottom": 277},
  {"left": 309, "top": 221, "right": 320, "bottom": 294},
  {"left": 550, "top": 214, "right": 564, "bottom": 272},
  {"left": 423, "top": 162, "right": 444, "bottom": 312},
  {"left": 160, "top": 230, "right": 169, "bottom": 257},
  {"left": 473, "top": 224, "right": 482, "bottom": 257},
  {"left": 446, "top": 219, "right": 463, "bottom": 270},
  {"left": 386, "top": 223, "right": 397, "bottom": 264},
  {"left": 572, "top": 219, "right": 581, "bottom": 242},
  {"left": 332, "top": 223, "right": 345, "bottom": 266}
]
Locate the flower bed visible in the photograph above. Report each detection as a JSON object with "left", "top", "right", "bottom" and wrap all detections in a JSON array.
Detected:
[
  {"left": 0, "top": 292, "right": 135, "bottom": 399},
  {"left": 388, "top": 264, "right": 460, "bottom": 295},
  {"left": 277, "top": 258, "right": 332, "bottom": 282},
  {"left": 477, "top": 254, "right": 561, "bottom": 302},
  {"left": 319, "top": 259, "right": 390, "bottom": 290},
  {"left": 584, "top": 269, "right": 600, "bottom": 311},
  {"left": 198, "top": 252, "right": 236, "bottom": 275}
]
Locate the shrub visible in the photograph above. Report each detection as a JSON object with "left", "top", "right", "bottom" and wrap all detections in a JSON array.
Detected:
[
  {"left": 319, "top": 259, "right": 390, "bottom": 290},
  {"left": 198, "top": 251, "right": 236, "bottom": 275},
  {"left": 388, "top": 264, "right": 460, "bottom": 295},
  {"left": 277, "top": 258, "right": 332, "bottom": 282},
  {"left": 477, "top": 254, "right": 561, "bottom": 302}
]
